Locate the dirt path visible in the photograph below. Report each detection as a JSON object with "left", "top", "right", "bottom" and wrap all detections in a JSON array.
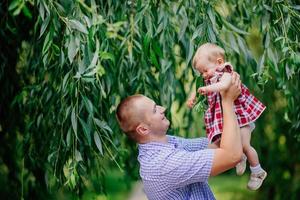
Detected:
[{"left": 127, "top": 181, "right": 148, "bottom": 200}]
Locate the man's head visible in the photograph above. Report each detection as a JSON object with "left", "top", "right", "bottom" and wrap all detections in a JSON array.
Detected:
[
  {"left": 192, "top": 43, "right": 225, "bottom": 79},
  {"left": 116, "top": 95, "right": 170, "bottom": 143}
]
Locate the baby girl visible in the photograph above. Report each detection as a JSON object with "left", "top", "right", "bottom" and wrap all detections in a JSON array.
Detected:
[{"left": 187, "top": 43, "right": 267, "bottom": 190}]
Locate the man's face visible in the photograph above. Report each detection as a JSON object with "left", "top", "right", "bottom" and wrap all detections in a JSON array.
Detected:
[{"left": 135, "top": 96, "right": 170, "bottom": 135}]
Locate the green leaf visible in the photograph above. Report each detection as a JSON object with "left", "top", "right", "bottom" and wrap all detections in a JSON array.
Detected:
[
  {"left": 94, "top": 132, "right": 103, "bottom": 155},
  {"left": 52, "top": 44, "right": 60, "bottom": 56},
  {"left": 70, "top": 173, "right": 76, "bottom": 189},
  {"left": 62, "top": 72, "right": 70, "bottom": 90},
  {"left": 274, "top": 37, "right": 283, "bottom": 43},
  {"left": 42, "top": 32, "right": 52, "bottom": 56},
  {"left": 37, "top": 114, "right": 42, "bottom": 127},
  {"left": 66, "top": 128, "right": 71, "bottom": 147},
  {"left": 79, "top": 117, "right": 91, "bottom": 146},
  {"left": 8, "top": 0, "right": 19, "bottom": 11},
  {"left": 195, "top": 77, "right": 204, "bottom": 89},
  {"left": 71, "top": 107, "right": 78, "bottom": 138},
  {"left": 237, "top": 36, "right": 247, "bottom": 58},
  {"left": 68, "top": 35, "right": 78, "bottom": 63},
  {"left": 207, "top": 6, "right": 216, "bottom": 25},
  {"left": 60, "top": 50, "right": 65, "bottom": 67},
  {"left": 161, "top": 59, "right": 172, "bottom": 74},
  {"left": 178, "top": 8, "right": 188, "bottom": 41},
  {"left": 282, "top": 47, "right": 289, "bottom": 53},
  {"left": 75, "top": 150, "right": 83, "bottom": 162},
  {"left": 69, "top": 19, "right": 88, "bottom": 34},
  {"left": 263, "top": 4, "right": 273, "bottom": 12},
  {"left": 22, "top": 5, "right": 32, "bottom": 18},
  {"left": 267, "top": 48, "right": 279, "bottom": 73},
  {"left": 192, "top": 24, "right": 204, "bottom": 40},
  {"left": 222, "top": 19, "right": 249, "bottom": 35},
  {"left": 150, "top": 49, "right": 159, "bottom": 68},
  {"left": 228, "top": 32, "right": 239, "bottom": 53},
  {"left": 42, "top": 0, "right": 50, "bottom": 14},
  {"left": 54, "top": 2, "right": 66, "bottom": 15},
  {"left": 78, "top": 58, "right": 85, "bottom": 74},
  {"left": 99, "top": 82, "right": 107, "bottom": 98},
  {"left": 100, "top": 52, "right": 115, "bottom": 63},
  {"left": 186, "top": 39, "right": 194, "bottom": 65},
  {"left": 207, "top": 26, "right": 216, "bottom": 43},
  {"left": 94, "top": 118, "right": 112, "bottom": 134},
  {"left": 292, "top": 5, "right": 300, "bottom": 10},
  {"left": 47, "top": 151, "right": 56, "bottom": 163},
  {"left": 12, "top": 3, "right": 23, "bottom": 16},
  {"left": 82, "top": 95, "right": 93, "bottom": 115},
  {"left": 39, "top": 15, "right": 51, "bottom": 38},
  {"left": 263, "top": 32, "right": 270, "bottom": 48},
  {"left": 145, "top": 14, "right": 153, "bottom": 36},
  {"left": 83, "top": 69, "right": 96, "bottom": 77},
  {"left": 156, "top": 20, "right": 164, "bottom": 34},
  {"left": 152, "top": 41, "right": 163, "bottom": 58},
  {"left": 39, "top": 2, "right": 45, "bottom": 20},
  {"left": 87, "top": 39, "right": 99, "bottom": 70},
  {"left": 82, "top": 77, "right": 95, "bottom": 83},
  {"left": 258, "top": 52, "right": 265, "bottom": 73},
  {"left": 143, "top": 33, "right": 151, "bottom": 55}
]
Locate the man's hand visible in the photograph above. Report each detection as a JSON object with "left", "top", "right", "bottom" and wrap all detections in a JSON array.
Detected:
[
  {"left": 220, "top": 72, "right": 241, "bottom": 101},
  {"left": 186, "top": 92, "right": 196, "bottom": 108}
]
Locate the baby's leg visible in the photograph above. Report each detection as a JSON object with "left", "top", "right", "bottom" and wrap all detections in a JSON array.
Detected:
[
  {"left": 241, "top": 125, "right": 267, "bottom": 190},
  {"left": 241, "top": 126, "right": 259, "bottom": 167}
]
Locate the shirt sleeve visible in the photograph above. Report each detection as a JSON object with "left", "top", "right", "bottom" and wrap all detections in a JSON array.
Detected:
[
  {"left": 222, "top": 62, "right": 233, "bottom": 73},
  {"left": 168, "top": 135, "right": 209, "bottom": 151},
  {"left": 158, "top": 148, "right": 215, "bottom": 189}
]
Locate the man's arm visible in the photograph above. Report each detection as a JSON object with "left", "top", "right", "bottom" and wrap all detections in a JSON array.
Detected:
[
  {"left": 168, "top": 135, "right": 209, "bottom": 151},
  {"left": 198, "top": 73, "right": 232, "bottom": 94},
  {"left": 207, "top": 141, "right": 219, "bottom": 149},
  {"left": 210, "top": 72, "right": 243, "bottom": 176}
]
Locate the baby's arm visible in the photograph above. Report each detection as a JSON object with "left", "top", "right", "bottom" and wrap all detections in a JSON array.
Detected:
[
  {"left": 198, "top": 73, "right": 232, "bottom": 94},
  {"left": 186, "top": 91, "right": 196, "bottom": 108}
]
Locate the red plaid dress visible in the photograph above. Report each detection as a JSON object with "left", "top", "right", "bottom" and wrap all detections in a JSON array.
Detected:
[{"left": 204, "top": 63, "right": 266, "bottom": 142}]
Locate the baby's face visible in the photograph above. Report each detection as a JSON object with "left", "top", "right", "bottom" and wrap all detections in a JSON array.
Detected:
[{"left": 194, "top": 57, "right": 218, "bottom": 79}]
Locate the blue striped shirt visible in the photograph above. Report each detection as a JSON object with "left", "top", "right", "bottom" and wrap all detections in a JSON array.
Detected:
[{"left": 138, "top": 135, "right": 215, "bottom": 200}]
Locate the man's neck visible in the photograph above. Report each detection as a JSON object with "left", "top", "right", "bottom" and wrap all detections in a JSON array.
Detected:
[{"left": 139, "top": 134, "right": 168, "bottom": 144}]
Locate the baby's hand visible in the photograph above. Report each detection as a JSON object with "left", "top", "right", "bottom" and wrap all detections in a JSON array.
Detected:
[
  {"left": 186, "top": 92, "right": 196, "bottom": 109},
  {"left": 197, "top": 87, "right": 207, "bottom": 95}
]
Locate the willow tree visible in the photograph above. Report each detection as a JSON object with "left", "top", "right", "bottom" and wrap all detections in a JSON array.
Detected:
[{"left": 1, "top": 0, "right": 299, "bottom": 199}]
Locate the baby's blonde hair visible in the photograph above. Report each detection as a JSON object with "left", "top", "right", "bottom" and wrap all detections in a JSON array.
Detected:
[{"left": 192, "top": 43, "right": 225, "bottom": 68}]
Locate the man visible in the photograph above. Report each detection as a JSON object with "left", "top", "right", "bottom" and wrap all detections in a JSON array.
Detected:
[{"left": 116, "top": 73, "right": 242, "bottom": 199}]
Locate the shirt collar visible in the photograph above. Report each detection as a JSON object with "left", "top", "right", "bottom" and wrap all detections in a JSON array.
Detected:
[{"left": 138, "top": 136, "right": 178, "bottom": 151}]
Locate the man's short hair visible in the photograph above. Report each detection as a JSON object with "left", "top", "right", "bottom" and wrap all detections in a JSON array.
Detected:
[{"left": 116, "top": 94, "right": 144, "bottom": 140}]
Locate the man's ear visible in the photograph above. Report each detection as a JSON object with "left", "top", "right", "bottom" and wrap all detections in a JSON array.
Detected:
[{"left": 136, "top": 123, "right": 150, "bottom": 136}]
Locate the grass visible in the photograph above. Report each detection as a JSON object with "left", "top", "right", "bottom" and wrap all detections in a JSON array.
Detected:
[
  {"left": 209, "top": 173, "right": 258, "bottom": 200},
  {"left": 81, "top": 170, "right": 133, "bottom": 200},
  {"left": 82, "top": 171, "right": 259, "bottom": 200},
  {"left": 76, "top": 169, "right": 260, "bottom": 200}
]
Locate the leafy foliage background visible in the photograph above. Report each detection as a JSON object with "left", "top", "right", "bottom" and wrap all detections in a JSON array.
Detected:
[{"left": 0, "top": 0, "right": 299, "bottom": 199}]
